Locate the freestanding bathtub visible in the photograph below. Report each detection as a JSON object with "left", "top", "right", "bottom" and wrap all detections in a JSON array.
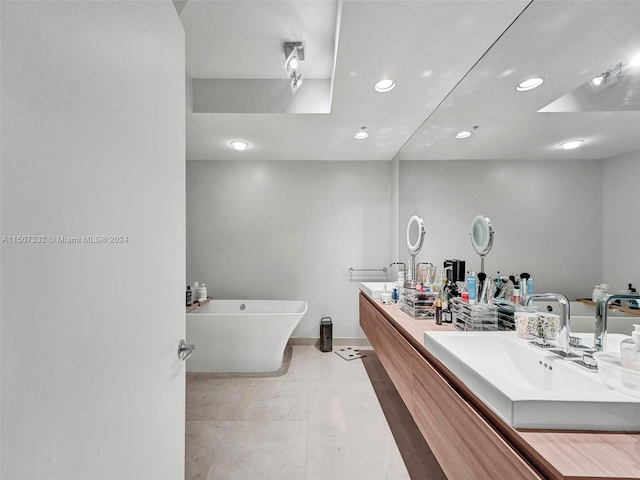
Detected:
[{"left": 186, "top": 299, "right": 308, "bottom": 373}]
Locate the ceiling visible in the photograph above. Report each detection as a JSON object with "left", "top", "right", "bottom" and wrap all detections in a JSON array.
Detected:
[{"left": 177, "top": 0, "right": 640, "bottom": 161}]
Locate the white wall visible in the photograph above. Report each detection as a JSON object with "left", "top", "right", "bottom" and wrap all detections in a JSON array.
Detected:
[
  {"left": 187, "top": 158, "right": 606, "bottom": 338},
  {"left": 186, "top": 160, "right": 391, "bottom": 338},
  {"left": 1, "top": 2, "right": 185, "bottom": 479},
  {"left": 603, "top": 149, "right": 640, "bottom": 293},
  {"left": 399, "top": 160, "right": 603, "bottom": 301}
]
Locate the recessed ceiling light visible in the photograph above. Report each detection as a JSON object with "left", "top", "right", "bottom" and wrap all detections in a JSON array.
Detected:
[
  {"left": 355, "top": 126, "right": 368, "bottom": 139},
  {"left": 516, "top": 77, "right": 544, "bottom": 92},
  {"left": 559, "top": 140, "right": 584, "bottom": 150},
  {"left": 455, "top": 131, "right": 472, "bottom": 139},
  {"left": 374, "top": 79, "right": 396, "bottom": 93},
  {"left": 230, "top": 140, "right": 249, "bottom": 151}
]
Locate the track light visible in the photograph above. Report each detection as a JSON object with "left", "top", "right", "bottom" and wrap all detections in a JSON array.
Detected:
[
  {"left": 589, "top": 62, "right": 623, "bottom": 90},
  {"left": 283, "top": 42, "right": 304, "bottom": 94}
]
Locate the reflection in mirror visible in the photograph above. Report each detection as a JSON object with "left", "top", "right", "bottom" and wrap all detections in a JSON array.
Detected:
[
  {"left": 406, "top": 215, "right": 425, "bottom": 286},
  {"left": 397, "top": 1, "right": 640, "bottom": 161},
  {"left": 470, "top": 215, "right": 494, "bottom": 273}
]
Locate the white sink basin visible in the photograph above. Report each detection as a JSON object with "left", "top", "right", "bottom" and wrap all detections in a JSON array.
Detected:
[
  {"left": 360, "top": 282, "right": 396, "bottom": 299},
  {"left": 423, "top": 331, "right": 640, "bottom": 431}
]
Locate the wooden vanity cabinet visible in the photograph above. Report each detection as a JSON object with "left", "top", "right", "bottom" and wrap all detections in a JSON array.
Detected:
[{"left": 359, "top": 293, "right": 542, "bottom": 480}]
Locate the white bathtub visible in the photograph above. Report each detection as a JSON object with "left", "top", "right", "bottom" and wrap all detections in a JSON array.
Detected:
[{"left": 186, "top": 300, "right": 308, "bottom": 373}]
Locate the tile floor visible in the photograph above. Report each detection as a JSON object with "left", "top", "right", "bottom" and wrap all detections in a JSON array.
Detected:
[{"left": 185, "top": 346, "right": 447, "bottom": 480}]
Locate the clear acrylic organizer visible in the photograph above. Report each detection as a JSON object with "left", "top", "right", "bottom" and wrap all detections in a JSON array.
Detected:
[
  {"left": 399, "top": 287, "right": 438, "bottom": 319},
  {"left": 452, "top": 297, "right": 498, "bottom": 331}
]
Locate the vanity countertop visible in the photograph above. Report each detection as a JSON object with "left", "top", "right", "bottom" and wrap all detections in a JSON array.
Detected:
[{"left": 364, "top": 293, "right": 640, "bottom": 480}]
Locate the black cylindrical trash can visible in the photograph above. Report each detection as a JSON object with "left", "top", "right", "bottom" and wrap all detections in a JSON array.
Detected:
[{"left": 320, "top": 317, "right": 332, "bottom": 352}]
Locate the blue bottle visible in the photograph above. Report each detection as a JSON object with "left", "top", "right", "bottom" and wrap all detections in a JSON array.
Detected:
[
  {"left": 527, "top": 277, "right": 534, "bottom": 295},
  {"left": 467, "top": 273, "right": 477, "bottom": 304}
]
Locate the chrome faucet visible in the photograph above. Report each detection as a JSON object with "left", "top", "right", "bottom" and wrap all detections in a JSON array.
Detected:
[
  {"left": 522, "top": 293, "right": 571, "bottom": 355},
  {"left": 594, "top": 293, "right": 640, "bottom": 351},
  {"left": 390, "top": 262, "right": 406, "bottom": 278}
]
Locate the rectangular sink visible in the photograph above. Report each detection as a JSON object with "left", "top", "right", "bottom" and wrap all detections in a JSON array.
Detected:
[
  {"left": 423, "top": 331, "right": 640, "bottom": 431},
  {"left": 360, "top": 282, "right": 396, "bottom": 299}
]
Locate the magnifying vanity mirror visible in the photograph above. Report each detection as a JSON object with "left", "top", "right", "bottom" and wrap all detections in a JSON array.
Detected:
[
  {"left": 406, "top": 215, "right": 425, "bottom": 286},
  {"left": 470, "top": 215, "right": 494, "bottom": 273}
]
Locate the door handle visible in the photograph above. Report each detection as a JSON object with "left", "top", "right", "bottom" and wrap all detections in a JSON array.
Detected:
[{"left": 178, "top": 339, "right": 195, "bottom": 361}]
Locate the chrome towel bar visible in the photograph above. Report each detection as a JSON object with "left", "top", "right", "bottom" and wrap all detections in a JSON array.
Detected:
[{"left": 349, "top": 267, "right": 389, "bottom": 274}]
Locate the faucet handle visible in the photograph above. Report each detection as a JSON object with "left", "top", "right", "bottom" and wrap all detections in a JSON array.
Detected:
[
  {"left": 582, "top": 352, "right": 598, "bottom": 368},
  {"left": 569, "top": 336, "right": 582, "bottom": 348}
]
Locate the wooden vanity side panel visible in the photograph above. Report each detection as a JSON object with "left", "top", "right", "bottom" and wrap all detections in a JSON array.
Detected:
[
  {"left": 359, "top": 294, "right": 416, "bottom": 409},
  {"left": 412, "top": 354, "right": 542, "bottom": 480},
  {"left": 359, "top": 293, "right": 380, "bottom": 345}
]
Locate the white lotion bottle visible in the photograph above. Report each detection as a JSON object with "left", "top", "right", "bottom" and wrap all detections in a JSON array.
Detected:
[
  {"left": 621, "top": 324, "right": 640, "bottom": 369},
  {"left": 198, "top": 283, "right": 207, "bottom": 302}
]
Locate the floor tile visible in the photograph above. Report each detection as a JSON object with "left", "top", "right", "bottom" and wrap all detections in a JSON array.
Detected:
[
  {"left": 308, "top": 380, "right": 385, "bottom": 425},
  {"left": 233, "top": 378, "right": 309, "bottom": 421},
  {"left": 305, "top": 418, "right": 410, "bottom": 480},
  {"left": 186, "top": 378, "right": 252, "bottom": 421},
  {"left": 204, "top": 421, "right": 307, "bottom": 480},
  {"left": 308, "top": 349, "right": 372, "bottom": 383},
  {"left": 185, "top": 421, "right": 231, "bottom": 480}
]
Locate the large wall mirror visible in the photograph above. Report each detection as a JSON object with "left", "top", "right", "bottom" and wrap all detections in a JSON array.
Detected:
[{"left": 397, "top": 2, "right": 640, "bottom": 161}]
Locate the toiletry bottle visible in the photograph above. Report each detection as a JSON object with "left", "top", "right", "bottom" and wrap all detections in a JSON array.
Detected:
[
  {"left": 192, "top": 282, "right": 199, "bottom": 303},
  {"left": 620, "top": 324, "right": 640, "bottom": 386},
  {"left": 592, "top": 285, "right": 603, "bottom": 302},
  {"left": 467, "top": 272, "right": 477, "bottom": 305},
  {"left": 186, "top": 286, "right": 193, "bottom": 307},
  {"left": 527, "top": 277, "right": 533, "bottom": 295},
  {"left": 513, "top": 284, "right": 520, "bottom": 304},
  {"left": 198, "top": 283, "right": 207, "bottom": 302},
  {"left": 628, "top": 284, "right": 639, "bottom": 308},
  {"left": 435, "top": 299, "right": 442, "bottom": 325},
  {"left": 380, "top": 285, "right": 392, "bottom": 304},
  {"left": 621, "top": 324, "right": 640, "bottom": 368}
]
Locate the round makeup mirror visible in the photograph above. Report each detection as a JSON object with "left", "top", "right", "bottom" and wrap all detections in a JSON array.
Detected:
[
  {"left": 470, "top": 215, "right": 494, "bottom": 273},
  {"left": 405, "top": 215, "right": 425, "bottom": 286},
  {"left": 406, "top": 215, "right": 425, "bottom": 256}
]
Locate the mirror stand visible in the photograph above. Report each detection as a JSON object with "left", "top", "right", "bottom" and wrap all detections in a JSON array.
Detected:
[{"left": 406, "top": 215, "right": 425, "bottom": 286}]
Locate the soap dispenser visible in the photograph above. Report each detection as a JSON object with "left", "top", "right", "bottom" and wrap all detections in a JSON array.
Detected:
[{"left": 621, "top": 324, "right": 640, "bottom": 371}]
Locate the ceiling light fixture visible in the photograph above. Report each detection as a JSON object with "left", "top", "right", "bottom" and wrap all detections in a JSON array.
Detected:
[
  {"left": 455, "top": 131, "right": 472, "bottom": 139},
  {"left": 374, "top": 79, "right": 396, "bottom": 93},
  {"left": 230, "top": 140, "right": 249, "bottom": 151},
  {"left": 589, "top": 62, "right": 623, "bottom": 89},
  {"left": 283, "top": 41, "right": 304, "bottom": 94},
  {"left": 354, "top": 126, "right": 368, "bottom": 140},
  {"left": 559, "top": 140, "right": 584, "bottom": 150},
  {"left": 516, "top": 77, "right": 544, "bottom": 92}
]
